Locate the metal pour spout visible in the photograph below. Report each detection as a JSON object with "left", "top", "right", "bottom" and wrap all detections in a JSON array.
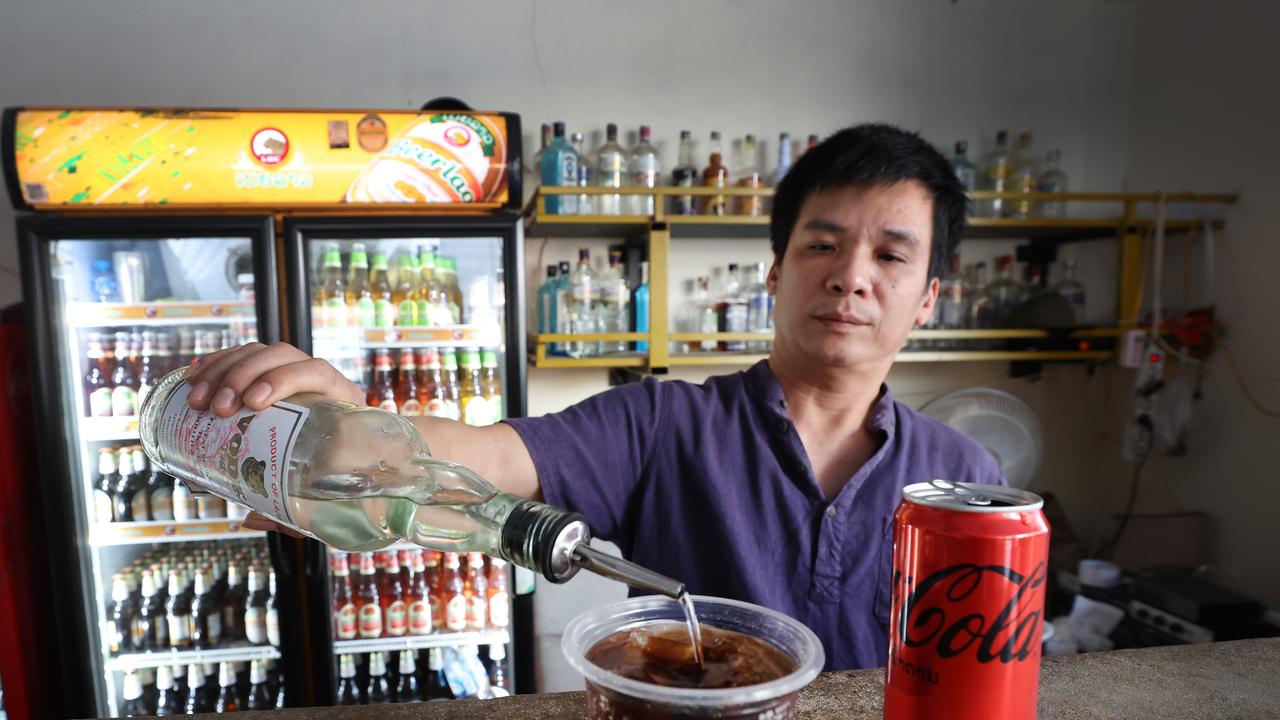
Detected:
[{"left": 571, "top": 544, "right": 687, "bottom": 599}]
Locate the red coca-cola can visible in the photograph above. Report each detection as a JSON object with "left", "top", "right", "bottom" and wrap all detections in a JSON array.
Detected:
[{"left": 884, "top": 480, "right": 1050, "bottom": 720}]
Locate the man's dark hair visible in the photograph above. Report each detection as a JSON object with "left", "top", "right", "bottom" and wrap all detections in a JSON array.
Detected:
[{"left": 769, "top": 123, "right": 967, "bottom": 281}]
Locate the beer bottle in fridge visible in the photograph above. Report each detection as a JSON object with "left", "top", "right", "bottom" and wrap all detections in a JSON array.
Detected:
[
  {"left": 336, "top": 655, "right": 360, "bottom": 706},
  {"left": 112, "top": 448, "right": 141, "bottom": 522},
  {"left": 246, "top": 659, "right": 272, "bottom": 710},
  {"left": 393, "top": 254, "right": 420, "bottom": 327},
  {"left": 332, "top": 553, "right": 358, "bottom": 640},
  {"left": 146, "top": 467, "right": 174, "bottom": 522},
  {"left": 464, "top": 552, "right": 488, "bottom": 631},
  {"left": 164, "top": 569, "right": 192, "bottom": 649},
  {"left": 346, "top": 243, "right": 375, "bottom": 328},
  {"left": 481, "top": 349, "right": 503, "bottom": 422},
  {"left": 185, "top": 663, "right": 212, "bottom": 714},
  {"left": 355, "top": 552, "right": 384, "bottom": 638},
  {"left": 245, "top": 566, "right": 269, "bottom": 645},
  {"left": 395, "top": 349, "right": 422, "bottom": 416},
  {"left": 111, "top": 332, "right": 139, "bottom": 416},
  {"left": 488, "top": 642, "right": 511, "bottom": 693},
  {"left": 424, "top": 551, "right": 442, "bottom": 630},
  {"left": 407, "top": 550, "right": 432, "bottom": 636},
  {"left": 84, "top": 333, "right": 114, "bottom": 417},
  {"left": 270, "top": 657, "right": 287, "bottom": 709},
  {"left": 424, "top": 648, "right": 453, "bottom": 701},
  {"left": 120, "top": 670, "right": 146, "bottom": 717},
  {"left": 366, "top": 349, "right": 398, "bottom": 413},
  {"left": 191, "top": 570, "right": 222, "bottom": 649},
  {"left": 369, "top": 251, "right": 395, "bottom": 328},
  {"left": 440, "top": 552, "right": 467, "bottom": 633},
  {"left": 93, "top": 448, "right": 118, "bottom": 524},
  {"left": 440, "top": 348, "right": 462, "bottom": 420},
  {"left": 154, "top": 664, "right": 182, "bottom": 717},
  {"left": 138, "top": 569, "right": 168, "bottom": 650},
  {"left": 107, "top": 573, "right": 138, "bottom": 655},
  {"left": 315, "top": 243, "right": 348, "bottom": 329},
  {"left": 136, "top": 331, "right": 159, "bottom": 408},
  {"left": 222, "top": 562, "right": 247, "bottom": 641},
  {"left": 215, "top": 662, "right": 238, "bottom": 712},
  {"left": 129, "top": 447, "right": 150, "bottom": 520},
  {"left": 266, "top": 570, "right": 281, "bottom": 647},
  {"left": 458, "top": 350, "right": 485, "bottom": 426},
  {"left": 382, "top": 551, "right": 408, "bottom": 637},
  {"left": 394, "top": 650, "right": 419, "bottom": 703},
  {"left": 366, "top": 652, "right": 391, "bottom": 705},
  {"left": 487, "top": 557, "right": 510, "bottom": 629}
]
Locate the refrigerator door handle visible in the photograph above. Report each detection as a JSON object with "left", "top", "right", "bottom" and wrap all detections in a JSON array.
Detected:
[{"left": 266, "top": 530, "right": 296, "bottom": 576}]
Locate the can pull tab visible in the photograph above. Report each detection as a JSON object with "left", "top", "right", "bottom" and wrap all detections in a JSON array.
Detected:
[{"left": 929, "top": 479, "right": 992, "bottom": 507}]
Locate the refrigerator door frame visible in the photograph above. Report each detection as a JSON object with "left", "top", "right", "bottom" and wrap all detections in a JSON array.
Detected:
[
  {"left": 17, "top": 213, "right": 278, "bottom": 719},
  {"left": 281, "top": 212, "right": 528, "bottom": 703}
]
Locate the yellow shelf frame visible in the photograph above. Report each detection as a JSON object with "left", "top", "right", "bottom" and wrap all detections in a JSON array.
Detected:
[{"left": 524, "top": 186, "right": 1234, "bottom": 371}]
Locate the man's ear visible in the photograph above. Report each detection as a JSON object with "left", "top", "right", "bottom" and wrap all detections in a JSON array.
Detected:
[
  {"left": 915, "top": 276, "right": 941, "bottom": 327},
  {"left": 767, "top": 258, "right": 780, "bottom": 295}
]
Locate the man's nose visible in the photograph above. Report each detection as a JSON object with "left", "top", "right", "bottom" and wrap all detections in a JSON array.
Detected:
[{"left": 826, "top": 249, "right": 874, "bottom": 297}]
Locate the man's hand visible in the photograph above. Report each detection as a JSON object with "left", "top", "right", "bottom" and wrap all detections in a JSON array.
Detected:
[
  {"left": 184, "top": 342, "right": 364, "bottom": 416},
  {"left": 242, "top": 511, "right": 305, "bottom": 538}
]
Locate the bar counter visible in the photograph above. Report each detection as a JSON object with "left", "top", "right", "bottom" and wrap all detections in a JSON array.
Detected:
[{"left": 182, "top": 637, "right": 1280, "bottom": 719}]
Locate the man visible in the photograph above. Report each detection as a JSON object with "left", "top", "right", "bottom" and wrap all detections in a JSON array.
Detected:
[{"left": 184, "top": 123, "right": 1003, "bottom": 670}]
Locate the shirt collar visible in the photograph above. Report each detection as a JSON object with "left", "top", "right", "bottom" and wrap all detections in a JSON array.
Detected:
[{"left": 746, "top": 360, "right": 898, "bottom": 441}]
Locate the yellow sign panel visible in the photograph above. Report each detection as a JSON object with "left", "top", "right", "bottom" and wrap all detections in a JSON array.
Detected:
[{"left": 5, "top": 108, "right": 518, "bottom": 209}]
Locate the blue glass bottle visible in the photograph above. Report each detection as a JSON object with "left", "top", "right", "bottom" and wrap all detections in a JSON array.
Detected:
[
  {"left": 634, "top": 261, "right": 650, "bottom": 352},
  {"left": 539, "top": 122, "right": 579, "bottom": 215}
]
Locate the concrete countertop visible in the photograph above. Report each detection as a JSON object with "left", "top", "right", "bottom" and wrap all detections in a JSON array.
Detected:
[{"left": 179, "top": 638, "right": 1280, "bottom": 719}]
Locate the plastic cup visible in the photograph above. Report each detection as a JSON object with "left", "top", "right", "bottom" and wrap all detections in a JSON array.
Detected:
[{"left": 563, "top": 595, "right": 824, "bottom": 719}]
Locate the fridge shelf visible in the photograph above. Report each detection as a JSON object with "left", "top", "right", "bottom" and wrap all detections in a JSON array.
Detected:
[
  {"left": 333, "top": 629, "right": 510, "bottom": 655},
  {"left": 313, "top": 325, "right": 503, "bottom": 350},
  {"left": 66, "top": 301, "right": 256, "bottom": 328},
  {"left": 105, "top": 644, "right": 280, "bottom": 672},
  {"left": 80, "top": 416, "right": 140, "bottom": 442},
  {"left": 90, "top": 519, "right": 263, "bottom": 546}
]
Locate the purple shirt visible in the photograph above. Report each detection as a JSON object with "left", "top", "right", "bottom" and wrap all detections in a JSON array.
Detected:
[{"left": 505, "top": 361, "right": 1004, "bottom": 670}]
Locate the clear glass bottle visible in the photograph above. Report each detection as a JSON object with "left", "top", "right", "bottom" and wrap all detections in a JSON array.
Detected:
[
  {"left": 628, "top": 125, "right": 660, "bottom": 216},
  {"left": 1053, "top": 259, "right": 1087, "bottom": 324},
  {"left": 314, "top": 243, "right": 347, "bottom": 329},
  {"left": 595, "top": 123, "right": 627, "bottom": 216},
  {"left": 346, "top": 243, "right": 373, "bottom": 328},
  {"left": 671, "top": 130, "right": 698, "bottom": 216},
  {"left": 570, "top": 131, "right": 593, "bottom": 215},
  {"left": 979, "top": 130, "right": 1012, "bottom": 218},
  {"left": 539, "top": 122, "right": 579, "bottom": 215},
  {"left": 968, "top": 262, "right": 996, "bottom": 330},
  {"left": 685, "top": 276, "right": 719, "bottom": 351},
  {"left": 938, "top": 253, "right": 968, "bottom": 347},
  {"left": 1035, "top": 149, "right": 1069, "bottom": 218},
  {"left": 770, "top": 132, "right": 793, "bottom": 188},
  {"left": 985, "top": 255, "right": 1028, "bottom": 326},
  {"left": 597, "top": 249, "right": 630, "bottom": 354},
  {"left": 1007, "top": 132, "right": 1038, "bottom": 219},
  {"left": 744, "top": 262, "right": 771, "bottom": 352},
  {"left": 735, "top": 134, "right": 765, "bottom": 217},
  {"left": 716, "top": 264, "right": 749, "bottom": 351},
  {"left": 952, "top": 141, "right": 978, "bottom": 194},
  {"left": 565, "top": 247, "right": 598, "bottom": 358}
]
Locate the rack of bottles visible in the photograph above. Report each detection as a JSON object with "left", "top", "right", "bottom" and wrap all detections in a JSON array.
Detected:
[{"left": 525, "top": 186, "right": 1234, "bottom": 370}]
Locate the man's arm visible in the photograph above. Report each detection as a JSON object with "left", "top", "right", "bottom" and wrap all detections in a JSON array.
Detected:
[{"left": 184, "top": 342, "right": 541, "bottom": 500}]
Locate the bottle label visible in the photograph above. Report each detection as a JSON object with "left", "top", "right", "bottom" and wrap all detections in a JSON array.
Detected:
[
  {"left": 462, "top": 397, "right": 493, "bottom": 427},
  {"left": 106, "top": 620, "right": 122, "bottom": 653},
  {"left": 245, "top": 606, "right": 268, "bottom": 644},
  {"left": 445, "top": 595, "right": 467, "bottom": 631},
  {"left": 466, "top": 595, "right": 487, "bottom": 630},
  {"left": 399, "top": 399, "right": 422, "bottom": 417},
  {"left": 152, "top": 613, "right": 168, "bottom": 647},
  {"left": 206, "top": 613, "right": 223, "bottom": 645},
  {"left": 334, "top": 604, "right": 357, "bottom": 639},
  {"left": 173, "top": 489, "right": 196, "bottom": 521},
  {"left": 408, "top": 599, "right": 431, "bottom": 635},
  {"left": 425, "top": 398, "right": 450, "bottom": 419},
  {"left": 131, "top": 491, "right": 149, "bottom": 521},
  {"left": 373, "top": 299, "right": 394, "bottom": 328},
  {"left": 488, "top": 592, "right": 509, "bottom": 628},
  {"left": 385, "top": 600, "right": 407, "bottom": 636},
  {"left": 378, "top": 399, "right": 398, "bottom": 413},
  {"left": 266, "top": 608, "right": 280, "bottom": 646},
  {"left": 355, "top": 297, "right": 375, "bottom": 328},
  {"left": 149, "top": 487, "right": 174, "bottom": 520},
  {"left": 112, "top": 386, "right": 138, "bottom": 417},
  {"left": 129, "top": 617, "right": 144, "bottom": 649},
  {"left": 153, "top": 381, "right": 308, "bottom": 528},
  {"left": 323, "top": 297, "right": 347, "bottom": 328},
  {"left": 358, "top": 603, "right": 383, "bottom": 638},
  {"left": 397, "top": 300, "right": 416, "bottom": 327},
  {"left": 428, "top": 595, "right": 442, "bottom": 628},
  {"left": 89, "top": 387, "right": 114, "bottom": 417},
  {"left": 196, "top": 495, "right": 226, "bottom": 519},
  {"left": 94, "top": 489, "right": 115, "bottom": 524},
  {"left": 168, "top": 613, "right": 191, "bottom": 645}
]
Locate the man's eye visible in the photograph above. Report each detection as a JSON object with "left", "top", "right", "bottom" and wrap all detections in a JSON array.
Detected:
[
  {"left": 809, "top": 243, "right": 835, "bottom": 252},
  {"left": 879, "top": 253, "right": 905, "bottom": 263}
]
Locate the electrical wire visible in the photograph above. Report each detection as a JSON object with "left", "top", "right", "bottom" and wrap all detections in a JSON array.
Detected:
[
  {"left": 1210, "top": 327, "right": 1280, "bottom": 418},
  {"left": 1093, "top": 455, "right": 1147, "bottom": 558}
]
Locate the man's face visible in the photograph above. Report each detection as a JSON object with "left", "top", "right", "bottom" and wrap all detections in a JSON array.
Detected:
[{"left": 768, "top": 181, "right": 939, "bottom": 369}]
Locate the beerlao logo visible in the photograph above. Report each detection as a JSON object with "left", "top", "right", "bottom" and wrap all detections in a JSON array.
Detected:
[
  {"left": 896, "top": 562, "right": 1046, "bottom": 666},
  {"left": 250, "top": 128, "right": 289, "bottom": 166},
  {"left": 443, "top": 125, "right": 472, "bottom": 148}
]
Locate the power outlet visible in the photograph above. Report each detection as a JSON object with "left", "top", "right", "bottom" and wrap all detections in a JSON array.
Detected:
[{"left": 1122, "top": 342, "right": 1165, "bottom": 461}]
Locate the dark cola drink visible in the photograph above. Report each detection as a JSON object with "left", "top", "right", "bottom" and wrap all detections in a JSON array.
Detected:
[{"left": 586, "top": 623, "right": 796, "bottom": 690}]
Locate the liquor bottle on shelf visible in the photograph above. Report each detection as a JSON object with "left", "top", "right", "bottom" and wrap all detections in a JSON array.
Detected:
[
  {"left": 367, "top": 349, "right": 398, "bottom": 413},
  {"left": 393, "top": 254, "right": 420, "bottom": 327},
  {"left": 487, "top": 556, "right": 510, "bottom": 629},
  {"left": 191, "top": 569, "right": 222, "bottom": 649},
  {"left": 271, "top": 657, "right": 287, "bottom": 709},
  {"left": 628, "top": 124, "right": 660, "bottom": 216},
  {"left": 569, "top": 131, "right": 593, "bottom": 216},
  {"left": 424, "top": 648, "right": 453, "bottom": 701},
  {"left": 539, "top": 121, "right": 579, "bottom": 215},
  {"left": 598, "top": 248, "right": 630, "bottom": 354},
  {"left": 84, "top": 333, "right": 115, "bottom": 418},
  {"left": 316, "top": 243, "right": 348, "bottom": 329},
  {"left": 266, "top": 569, "right": 281, "bottom": 647},
  {"left": 701, "top": 131, "right": 729, "bottom": 215},
  {"left": 176, "top": 328, "right": 194, "bottom": 369},
  {"left": 222, "top": 562, "right": 247, "bottom": 642},
  {"left": 107, "top": 573, "right": 138, "bottom": 655},
  {"left": 165, "top": 568, "right": 192, "bottom": 650},
  {"left": 465, "top": 552, "right": 489, "bottom": 631},
  {"left": 1008, "top": 132, "right": 1038, "bottom": 219},
  {"left": 394, "top": 650, "right": 420, "bottom": 703},
  {"left": 735, "top": 134, "right": 765, "bottom": 217},
  {"left": 938, "top": 253, "right": 969, "bottom": 341},
  {"left": 347, "top": 242, "right": 375, "bottom": 328},
  {"left": 968, "top": 262, "right": 995, "bottom": 330},
  {"left": 154, "top": 332, "right": 175, "bottom": 377},
  {"left": 440, "top": 552, "right": 467, "bottom": 633},
  {"left": 382, "top": 551, "right": 408, "bottom": 638},
  {"left": 245, "top": 565, "right": 270, "bottom": 646},
  {"left": 155, "top": 664, "right": 182, "bottom": 717},
  {"left": 366, "top": 652, "right": 392, "bottom": 705},
  {"left": 93, "top": 448, "right": 118, "bottom": 524},
  {"left": 716, "top": 264, "right": 749, "bottom": 351},
  {"left": 136, "top": 331, "right": 159, "bottom": 409},
  {"left": 195, "top": 480, "right": 226, "bottom": 519},
  {"left": 979, "top": 130, "right": 1012, "bottom": 218},
  {"left": 424, "top": 551, "right": 443, "bottom": 630},
  {"left": 185, "top": 663, "right": 212, "bottom": 714},
  {"left": 331, "top": 553, "right": 358, "bottom": 640},
  {"left": 408, "top": 550, "right": 433, "bottom": 635},
  {"left": 983, "top": 255, "right": 1028, "bottom": 327},
  {"left": 1036, "top": 149, "right": 1069, "bottom": 218},
  {"left": 952, "top": 140, "right": 979, "bottom": 193},
  {"left": 771, "top": 132, "right": 793, "bottom": 188},
  {"left": 671, "top": 130, "right": 698, "bottom": 216},
  {"left": 634, "top": 261, "right": 650, "bottom": 352},
  {"left": 369, "top": 251, "right": 395, "bottom": 328},
  {"left": 681, "top": 276, "right": 718, "bottom": 352},
  {"left": 395, "top": 349, "right": 422, "bottom": 416},
  {"left": 138, "top": 569, "right": 168, "bottom": 651},
  {"left": 247, "top": 659, "right": 273, "bottom": 710},
  {"left": 529, "top": 123, "right": 551, "bottom": 182},
  {"left": 1053, "top": 259, "right": 1087, "bottom": 323},
  {"left": 565, "top": 247, "right": 597, "bottom": 358},
  {"left": 356, "top": 552, "right": 384, "bottom": 639},
  {"left": 536, "top": 264, "right": 558, "bottom": 335},
  {"left": 215, "top": 662, "right": 238, "bottom": 713},
  {"left": 745, "top": 262, "right": 771, "bottom": 352},
  {"left": 595, "top": 123, "right": 627, "bottom": 216}
]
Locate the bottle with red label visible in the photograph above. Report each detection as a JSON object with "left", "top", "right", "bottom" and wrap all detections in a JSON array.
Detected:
[
  {"left": 355, "top": 552, "right": 384, "bottom": 638},
  {"left": 407, "top": 550, "right": 433, "bottom": 636},
  {"left": 331, "top": 553, "right": 358, "bottom": 640},
  {"left": 398, "top": 549, "right": 412, "bottom": 590},
  {"left": 366, "top": 349, "right": 398, "bottom": 412},
  {"left": 395, "top": 349, "right": 422, "bottom": 416},
  {"left": 487, "top": 557, "right": 511, "bottom": 629},
  {"left": 419, "top": 349, "right": 452, "bottom": 419},
  {"left": 424, "top": 551, "right": 442, "bottom": 630},
  {"left": 440, "top": 552, "right": 467, "bottom": 632},
  {"left": 84, "top": 332, "right": 115, "bottom": 417},
  {"left": 464, "top": 552, "right": 488, "bottom": 631},
  {"left": 381, "top": 551, "right": 408, "bottom": 637}
]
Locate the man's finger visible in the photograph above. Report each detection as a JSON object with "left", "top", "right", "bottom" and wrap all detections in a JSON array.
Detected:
[
  {"left": 243, "top": 512, "right": 306, "bottom": 539},
  {"left": 200, "top": 343, "right": 312, "bottom": 416},
  {"left": 244, "top": 357, "right": 365, "bottom": 410},
  {"left": 185, "top": 343, "right": 267, "bottom": 409}
]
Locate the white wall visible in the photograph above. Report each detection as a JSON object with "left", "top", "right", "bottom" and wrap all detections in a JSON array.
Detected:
[
  {"left": 1120, "top": 0, "right": 1280, "bottom": 605},
  {"left": 0, "top": 0, "right": 1164, "bottom": 692}
]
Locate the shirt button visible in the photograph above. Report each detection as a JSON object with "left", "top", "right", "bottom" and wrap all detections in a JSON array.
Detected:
[
  {"left": 825, "top": 506, "right": 837, "bottom": 518},
  {"left": 779, "top": 398, "right": 788, "bottom": 410},
  {"left": 777, "top": 420, "right": 788, "bottom": 434}
]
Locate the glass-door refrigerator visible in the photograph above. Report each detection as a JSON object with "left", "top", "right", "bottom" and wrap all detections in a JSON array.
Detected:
[
  {"left": 281, "top": 213, "right": 529, "bottom": 702},
  {"left": 14, "top": 214, "right": 283, "bottom": 719}
]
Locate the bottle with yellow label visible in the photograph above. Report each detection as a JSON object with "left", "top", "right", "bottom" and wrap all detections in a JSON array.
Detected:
[{"left": 369, "top": 251, "right": 395, "bottom": 328}]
